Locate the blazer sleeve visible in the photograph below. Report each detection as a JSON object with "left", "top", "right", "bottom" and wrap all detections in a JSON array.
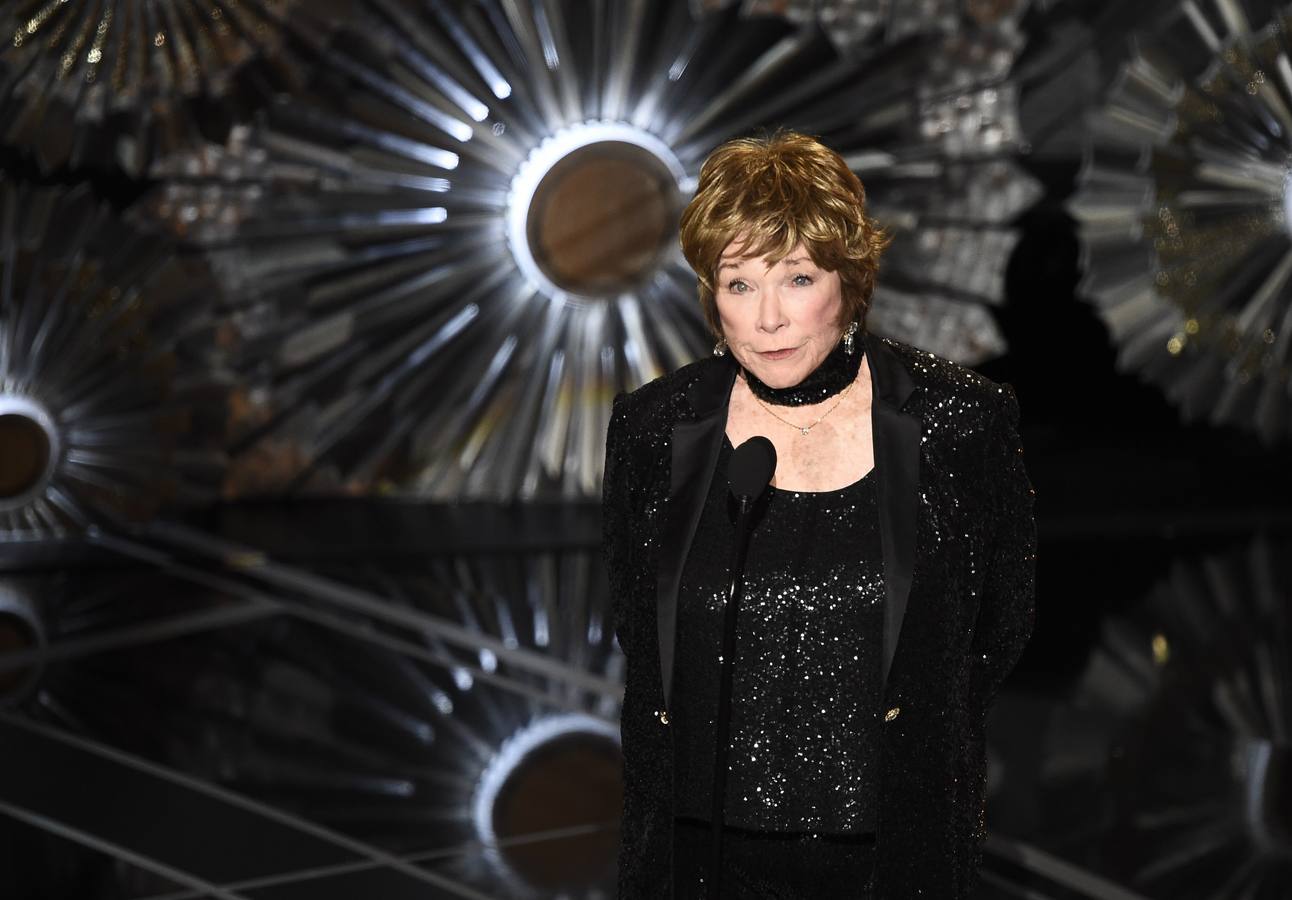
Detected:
[
  {"left": 970, "top": 383, "right": 1037, "bottom": 708},
  {"left": 601, "top": 391, "right": 634, "bottom": 657}
]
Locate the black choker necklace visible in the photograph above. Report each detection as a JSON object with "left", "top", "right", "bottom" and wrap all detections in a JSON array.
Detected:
[{"left": 741, "top": 332, "right": 865, "bottom": 407}]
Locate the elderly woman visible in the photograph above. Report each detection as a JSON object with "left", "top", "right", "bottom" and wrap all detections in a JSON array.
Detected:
[{"left": 601, "top": 131, "right": 1037, "bottom": 898}]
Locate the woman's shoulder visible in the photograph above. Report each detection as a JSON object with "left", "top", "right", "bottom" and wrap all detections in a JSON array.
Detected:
[
  {"left": 876, "top": 335, "right": 1019, "bottom": 426},
  {"left": 612, "top": 356, "right": 727, "bottom": 430}
]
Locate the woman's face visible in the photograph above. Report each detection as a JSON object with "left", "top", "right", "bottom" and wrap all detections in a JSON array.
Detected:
[{"left": 714, "top": 239, "right": 846, "bottom": 389}]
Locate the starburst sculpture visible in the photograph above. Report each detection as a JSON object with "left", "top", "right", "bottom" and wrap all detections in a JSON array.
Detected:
[
  {"left": 139, "top": 0, "right": 1038, "bottom": 501},
  {"left": 0, "top": 178, "right": 229, "bottom": 542},
  {"left": 1033, "top": 534, "right": 1292, "bottom": 898},
  {"left": 1069, "top": 0, "right": 1292, "bottom": 444},
  {"left": 0, "top": 576, "right": 43, "bottom": 704},
  {"left": 0, "top": 0, "right": 324, "bottom": 175},
  {"left": 16, "top": 535, "right": 623, "bottom": 898}
]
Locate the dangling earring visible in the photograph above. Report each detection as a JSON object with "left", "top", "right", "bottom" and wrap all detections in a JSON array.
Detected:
[
  {"left": 842, "top": 321, "right": 858, "bottom": 355},
  {"left": 713, "top": 337, "right": 727, "bottom": 357}
]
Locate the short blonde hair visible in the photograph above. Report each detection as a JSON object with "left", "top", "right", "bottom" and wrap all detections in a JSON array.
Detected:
[{"left": 679, "top": 131, "right": 890, "bottom": 339}]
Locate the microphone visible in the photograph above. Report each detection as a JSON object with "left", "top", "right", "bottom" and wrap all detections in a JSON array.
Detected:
[
  {"left": 709, "top": 435, "right": 776, "bottom": 899},
  {"left": 727, "top": 436, "right": 777, "bottom": 513}
]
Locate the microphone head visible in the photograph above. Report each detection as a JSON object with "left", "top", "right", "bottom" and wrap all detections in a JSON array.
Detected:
[{"left": 728, "top": 436, "right": 777, "bottom": 501}]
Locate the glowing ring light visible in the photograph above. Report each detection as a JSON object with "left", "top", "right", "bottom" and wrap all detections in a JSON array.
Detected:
[
  {"left": 472, "top": 712, "right": 621, "bottom": 887},
  {"left": 506, "top": 120, "right": 691, "bottom": 304},
  {"left": 0, "top": 394, "right": 61, "bottom": 513}
]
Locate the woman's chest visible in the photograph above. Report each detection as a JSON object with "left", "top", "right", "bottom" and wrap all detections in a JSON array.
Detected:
[{"left": 725, "top": 386, "right": 875, "bottom": 492}]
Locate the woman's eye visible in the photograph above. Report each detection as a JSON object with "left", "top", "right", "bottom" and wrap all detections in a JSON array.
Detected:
[
  {"left": 792, "top": 274, "right": 814, "bottom": 286},
  {"left": 727, "top": 280, "right": 748, "bottom": 293}
]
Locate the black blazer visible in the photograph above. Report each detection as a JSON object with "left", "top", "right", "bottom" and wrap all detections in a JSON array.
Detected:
[{"left": 602, "top": 333, "right": 1037, "bottom": 897}]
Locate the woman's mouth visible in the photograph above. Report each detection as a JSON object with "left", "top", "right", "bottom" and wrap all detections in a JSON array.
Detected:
[{"left": 757, "top": 346, "right": 798, "bottom": 361}]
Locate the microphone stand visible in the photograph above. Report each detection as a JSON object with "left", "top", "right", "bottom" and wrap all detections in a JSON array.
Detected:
[{"left": 708, "top": 493, "right": 757, "bottom": 900}]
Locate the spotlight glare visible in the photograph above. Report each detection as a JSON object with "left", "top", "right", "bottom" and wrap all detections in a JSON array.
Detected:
[{"left": 506, "top": 121, "right": 686, "bottom": 305}]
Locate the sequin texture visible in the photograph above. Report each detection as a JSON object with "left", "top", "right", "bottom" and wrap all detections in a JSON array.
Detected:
[
  {"left": 602, "top": 335, "right": 1038, "bottom": 899},
  {"left": 672, "top": 437, "right": 884, "bottom": 833}
]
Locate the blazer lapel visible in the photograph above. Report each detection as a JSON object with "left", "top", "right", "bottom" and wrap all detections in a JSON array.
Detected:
[
  {"left": 654, "top": 336, "right": 918, "bottom": 712},
  {"left": 865, "top": 335, "right": 920, "bottom": 692},
  {"left": 657, "top": 357, "right": 737, "bottom": 713}
]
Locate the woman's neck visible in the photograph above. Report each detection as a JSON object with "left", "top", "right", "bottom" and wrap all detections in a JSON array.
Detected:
[{"left": 740, "top": 333, "right": 864, "bottom": 407}]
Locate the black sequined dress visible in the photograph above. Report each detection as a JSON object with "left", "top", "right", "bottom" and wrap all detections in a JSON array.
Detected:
[{"left": 670, "top": 435, "right": 883, "bottom": 898}]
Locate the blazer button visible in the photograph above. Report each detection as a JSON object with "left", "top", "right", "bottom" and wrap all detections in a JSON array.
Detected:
[
  {"left": 884, "top": 706, "right": 901, "bottom": 722},
  {"left": 655, "top": 709, "right": 670, "bottom": 726}
]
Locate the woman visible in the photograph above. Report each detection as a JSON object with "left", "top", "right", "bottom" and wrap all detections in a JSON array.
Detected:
[{"left": 601, "top": 131, "right": 1037, "bottom": 898}]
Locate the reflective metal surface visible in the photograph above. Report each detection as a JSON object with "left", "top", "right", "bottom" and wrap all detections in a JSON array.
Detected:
[
  {"left": 0, "top": 578, "right": 42, "bottom": 703},
  {"left": 1036, "top": 534, "right": 1292, "bottom": 898},
  {"left": 10, "top": 526, "right": 622, "bottom": 897},
  {"left": 1069, "top": 0, "right": 1292, "bottom": 444},
  {"left": 0, "top": 0, "right": 326, "bottom": 175},
  {"left": 0, "top": 178, "right": 229, "bottom": 542}
]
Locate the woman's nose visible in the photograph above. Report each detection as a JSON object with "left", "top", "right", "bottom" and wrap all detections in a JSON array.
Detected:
[{"left": 757, "top": 288, "right": 787, "bottom": 332}]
